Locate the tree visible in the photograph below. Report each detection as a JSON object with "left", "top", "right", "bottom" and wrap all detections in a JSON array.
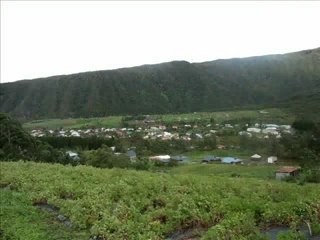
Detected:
[
  {"left": 292, "top": 119, "right": 315, "bottom": 132},
  {"left": 280, "top": 120, "right": 320, "bottom": 169},
  {"left": 0, "top": 113, "right": 37, "bottom": 160},
  {"left": 82, "top": 145, "right": 131, "bottom": 169},
  {"left": 0, "top": 113, "right": 69, "bottom": 163}
]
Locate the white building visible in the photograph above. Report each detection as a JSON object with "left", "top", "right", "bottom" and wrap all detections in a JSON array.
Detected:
[
  {"left": 247, "top": 127, "right": 261, "bottom": 133},
  {"left": 149, "top": 155, "right": 171, "bottom": 163},
  {"left": 66, "top": 151, "right": 80, "bottom": 161},
  {"left": 267, "top": 156, "right": 278, "bottom": 164},
  {"left": 251, "top": 154, "right": 262, "bottom": 160},
  {"left": 262, "top": 128, "right": 279, "bottom": 135},
  {"left": 70, "top": 131, "right": 80, "bottom": 137}
]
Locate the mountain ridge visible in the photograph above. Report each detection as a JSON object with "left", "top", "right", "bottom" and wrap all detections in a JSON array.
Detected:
[
  {"left": 1, "top": 47, "right": 319, "bottom": 119},
  {"left": 5, "top": 47, "right": 320, "bottom": 84}
]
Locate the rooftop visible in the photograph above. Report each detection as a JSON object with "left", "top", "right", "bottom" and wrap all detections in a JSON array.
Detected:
[
  {"left": 222, "top": 157, "right": 242, "bottom": 164},
  {"left": 277, "top": 166, "right": 300, "bottom": 173}
]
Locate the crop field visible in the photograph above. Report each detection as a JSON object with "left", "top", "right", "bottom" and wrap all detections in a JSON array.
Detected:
[
  {"left": 1, "top": 161, "right": 319, "bottom": 240},
  {"left": 22, "top": 108, "right": 294, "bottom": 130},
  {"left": 1, "top": 190, "right": 90, "bottom": 239}
]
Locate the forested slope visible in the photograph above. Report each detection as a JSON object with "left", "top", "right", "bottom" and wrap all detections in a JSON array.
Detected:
[{"left": 1, "top": 48, "right": 319, "bottom": 119}]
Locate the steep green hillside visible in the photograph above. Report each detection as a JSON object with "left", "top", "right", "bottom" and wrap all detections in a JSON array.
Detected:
[
  {"left": 1, "top": 162, "right": 320, "bottom": 239},
  {"left": 282, "top": 91, "right": 320, "bottom": 121},
  {"left": 1, "top": 48, "right": 319, "bottom": 119}
]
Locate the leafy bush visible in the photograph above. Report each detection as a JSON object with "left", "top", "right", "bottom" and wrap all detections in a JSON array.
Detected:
[
  {"left": 0, "top": 113, "right": 69, "bottom": 164},
  {"left": 203, "top": 212, "right": 260, "bottom": 239},
  {"left": 82, "top": 146, "right": 131, "bottom": 169},
  {"left": 276, "top": 230, "right": 307, "bottom": 240}
]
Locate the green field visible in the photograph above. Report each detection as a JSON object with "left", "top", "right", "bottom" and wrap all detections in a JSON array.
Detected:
[
  {"left": 169, "top": 164, "right": 279, "bottom": 180},
  {"left": 1, "top": 161, "right": 319, "bottom": 240},
  {"left": 181, "top": 149, "right": 253, "bottom": 162},
  {"left": 22, "top": 108, "right": 294, "bottom": 130},
  {"left": 23, "top": 116, "right": 123, "bottom": 129},
  {"left": 154, "top": 108, "right": 293, "bottom": 124}
]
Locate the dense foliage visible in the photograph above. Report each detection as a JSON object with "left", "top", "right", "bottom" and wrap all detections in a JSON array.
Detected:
[
  {"left": 0, "top": 113, "right": 69, "bottom": 164},
  {"left": 281, "top": 120, "right": 320, "bottom": 166},
  {"left": 1, "top": 190, "right": 90, "bottom": 239},
  {"left": 0, "top": 113, "right": 37, "bottom": 159},
  {"left": 81, "top": 145, "right": 150, "bottom": 170},
  {"left": 41, "top": 136, "right": 115, "bottom": 150},
  {"left": 1, "top": 162, "right": 320, "bottom": 239},
  {"left": 1, "top": 48, "right": 319, "bottom": 119}
]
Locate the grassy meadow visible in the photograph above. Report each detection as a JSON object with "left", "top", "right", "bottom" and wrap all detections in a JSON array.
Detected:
[
  {"left": 169, "top": 164, "right": 279, "bottom": 180},
  {"left": 23, "top": 116, "right": 123, "bottom": 129},
  {"left": 154, "top": 108, "right": 293, "bottom": 124},
  {"left": 22, "top": 108, "right": 294, "bottom": 130},
  {"left": 180, "top": 149, "right": 253, "bottom": 162}
]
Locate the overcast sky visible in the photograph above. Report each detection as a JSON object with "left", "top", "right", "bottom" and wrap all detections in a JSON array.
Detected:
[{"left": 1, "top": 1, "right": 320, "bottom": 83}]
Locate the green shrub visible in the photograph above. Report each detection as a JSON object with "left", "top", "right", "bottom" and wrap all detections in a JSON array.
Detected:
[
  {"left": 203, "top": 212, "right": 259, "bottom": 240},
  {"left": 277, "top": 230, "right": 307, "bottom": 240}
]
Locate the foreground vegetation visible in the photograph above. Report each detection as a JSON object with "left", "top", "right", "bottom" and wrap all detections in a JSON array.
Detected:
[
  {"left": 1, "top": 189, "right": 90, "bottom": 239},
  {"left": 1, "top": 161, "right": 320, "bottom": 240}
]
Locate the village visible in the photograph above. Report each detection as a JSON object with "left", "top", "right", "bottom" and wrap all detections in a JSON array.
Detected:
[
  {"left": 29, "top": 121, "right": 292, "bottom": 141},
  {"left": 27, "top": 118, "right": 300, "bottom": 180}
]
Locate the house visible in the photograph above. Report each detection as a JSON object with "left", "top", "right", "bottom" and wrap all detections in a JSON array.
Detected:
[
  {"left": 149, "top": 155, "right": 171, "bottom": 163},
  {"left": 265, "top": 124, "right": 279, "bottom": 129},
  {"left": 262, "top": 128, "right": 279, "bottom": 135},
  {"left": 251, "top": 154, "right": 262, "bottom": 161},
  {"left": 222, "top": 157, "right": 242, "bottom": 164},
  {"left": 171, "top": 155, "right": 189, "bottom": 162},
  {"left": 105, "top": 134, "right": 112, "bottom": 139},
  {"left": 217, "top": 144, "right": 226, "bottom": 150},
  {"left": 280, "top": 125, "right": 291, "bottom": 130},
  {"left": 127, "top": 149, "right": 137, "bottom": 161},
  {"left": 247, "top": 128, "right": 261, "bottom": 133},
  {"left": 66, "top": 151, "right": 80, "bottom": 161},
  {"left": 59, "top": 130, "right": 66, "bottom": 137},
  {"left": 267, "top": 156, "right": 278, "bottom": 164},
  {"left": 259, "top": 110, "right": 269, "bottom": 114},
  {"left": 159, "top": 125, "right": 166, "bottom": 130},
  {"left": 202, "top": 155, "right": 221, "bottom": 163},
  {"left": 275, "top": 166, "right": 300, "bottom": 180},
  {"left": 195, "top": 133, "right": 203, "bottom": 139},
  {"left": 162, "top": 132, "right": 173, "bottom": 140},
  {"left": 70, "top": 131, "right": 80, "bottom": 137},
  {"left": 239, "top": 131, "right": 252, "bottom": 137}
]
